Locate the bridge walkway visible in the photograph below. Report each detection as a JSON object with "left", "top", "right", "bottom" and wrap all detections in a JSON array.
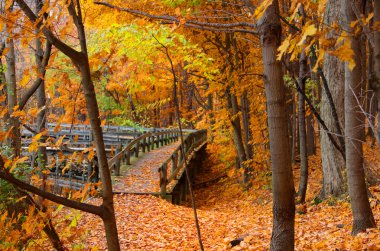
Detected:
[{"left": 113, "top": 142, "right": 181, "bottom": 193}]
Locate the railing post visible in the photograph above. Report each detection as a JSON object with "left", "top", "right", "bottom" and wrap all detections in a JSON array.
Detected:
[
  {"left": 68, "top": 166, "right": 73, "bottom": 190},
  {"left": 147, "top": 136, "right": 151, "bottom": 152},
  {"left": 135, "top": 142, "right": 139, "bottom": 158},
  {"left": 55, "top": 154, "right": 59, "bottom": 179},
  {"left": 156, "top": 135, "right": 160, "bottom": 148},
  {"left": 115, "top": 144, "right": 122, "bottom": 176},
  {"left": 87, "top": 160, "right": 92, "bottom": 182},
  {"left": 184, "top": 139, "right": 189, "bottom": 153},
  {"left": 125, "top": 150, "right": 131, "bottom": 165},
  {"left": 142, "top": 138, "right": 146, "bottom": 153},
  {"left": 159, "top": 162, "right": 167, "bottom": 198},
  {"left": 171, "top": 152, "right": 178, "bottom": 174},
  {"left": 151, "top": 136, "right": 155, "bottom": 150},
  {"left": 179, "top": 146, "right": 184, "bottom": 162}
]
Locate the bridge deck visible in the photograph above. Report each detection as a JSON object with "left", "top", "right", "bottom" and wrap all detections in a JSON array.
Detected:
[{"left": 112, "top": 142, "right": 181, "bottom": 193}]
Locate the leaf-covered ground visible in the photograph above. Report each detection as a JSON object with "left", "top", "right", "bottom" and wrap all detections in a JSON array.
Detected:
[
  {"left": 56, "top": 144, "right": 380, "bottom": 250},
  {"left": 113, "top": 142, "right": 181, "bottom": 193}
]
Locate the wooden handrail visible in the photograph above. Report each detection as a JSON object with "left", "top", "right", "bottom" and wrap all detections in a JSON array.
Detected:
[
  {"left": 159, "top": 130, "right": 207, "bottom": 197},
  {"left": 107, "top": 129, "right": 181, "bottom": 170}
]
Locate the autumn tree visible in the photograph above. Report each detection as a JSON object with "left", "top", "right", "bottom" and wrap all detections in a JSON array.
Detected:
[
  {"left": 1, "top": 0, "right": 121, "bottom": 250},
  {"left": 342, "top": 0, "right": 376, "bottom": 235},
  {"left": 258, "top": 0, "right": 295, "bottom": 249}
]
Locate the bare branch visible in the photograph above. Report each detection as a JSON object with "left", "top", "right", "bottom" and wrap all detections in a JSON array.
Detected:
[
  {"left": 94, "top": 1, "right": 257, "bottom": 34},
  {"left": 0, "top": 156, "right": 103, "bottom": 217},
  {"left": 15, "top": 0, "right": 82, "bottom": 62},
  {"left": 19, "top": 41, "right": 53, "bottom": 110}
]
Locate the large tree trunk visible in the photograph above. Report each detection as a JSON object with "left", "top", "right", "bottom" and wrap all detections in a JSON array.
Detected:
[
  {"left": 343, "top": 0, "right": 376, "bottom": 235},
  {"left": 297, "top": 49, "right": 308, "bottom": 203},
  {"left": 367, "top": 42, "right": 378, "bottom": 143},
  {"left": 258, "top": 1, "right": 295, "bottom": 250},
  {"left": 373, "top": 0, "right": 380, "bottom": 143},
  {"left": 319, "top": 0, "right": 346, "bottom": 198}
]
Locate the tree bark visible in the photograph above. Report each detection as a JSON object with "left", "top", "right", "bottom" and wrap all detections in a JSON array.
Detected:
[
  {"left": 373, "top": 0, "right": 380, "bottom": 143},
  {"left": 319, "top": 0, "right": 347, "bottom": 198},
  {"left": 258, "top": 1, "right": 295, "bottom": 250},
  {"left": 291, "top": 92, "right": 297, "bottom": 163},
  {"left": 226, "top": 89, "right": 249, "bottom": 183},
  {"left": 306, "top": 115, "right": 315, "bottom": 155},
  {"left": 343, "top": 0, "right": 376, "bottom": 235},
  {"left": 241, "top": 90, "right": 253, "bottom": 159},
  {"left": 297, "top": 49, "right": 308, "bottom": 203},
  {"left": 5, "top": 34, "right": 21, "bottom": 157},
  {"left": 366, "top": 41, "right": 378, "bottom": 143},
  {"left": 0, "top": 42, "right": 10, "bottom": 123},
  {"left": 69, "top": 1, "right": 120, "bottom": 248},
  {"left": 35, "top": 0, "right": 48, "bottom": 173}
]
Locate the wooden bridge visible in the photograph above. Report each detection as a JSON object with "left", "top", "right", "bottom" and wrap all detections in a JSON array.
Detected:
[{"left": 22, "top": 124, "right": 207, "bottom": 204}]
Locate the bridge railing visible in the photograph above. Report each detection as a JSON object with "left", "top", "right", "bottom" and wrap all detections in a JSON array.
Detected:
[
  {"left": 107, "top": 130, "right": 180, "bottom": 175},
  {"left": 21, "top": 123, "right": 179, "bottom": 190},
  {"left": 158, "top": 129, "right": 207, "bottom": 198}
]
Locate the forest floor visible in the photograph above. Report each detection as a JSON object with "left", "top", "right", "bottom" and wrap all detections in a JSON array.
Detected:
[{"left": 52, "top": 142, "right": 380, "bottom": 250}]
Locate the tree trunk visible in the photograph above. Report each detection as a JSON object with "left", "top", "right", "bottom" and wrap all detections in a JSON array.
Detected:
[
  {"left": 366, "top": 42, "right": 378, "bottom": 143},
  {"left": 241, "top": 90, "right": 253, "bottom": 159},
  {"left": 14, "top": 1, "right": 120, "bottom": 249},
  {"left": 226, "top": 89, "right": 249, "bottom": 183},
  {"left": 319, "top": 0, "right": 347, "bottom": 198},
  {"left": 72, "top": 2, "right": 120, "bottom": 248},
  {"left": 291, "top": 92, "right": 297, "bottom": 163},
  {"left": 306, "top": 115, "right": 315, "bottom": 155},
  {"left": 373, "top": 0, "right": 380, "bottom": 143},
  {"left": 258, "top": 1, "right": 295, "bottom": 250},
  {"left": 297, "top": 49, "right": 308, "bottom": 203},
  {"left": 343, "top": 0, "right": 376, "bottom": 235},
  {"left": 35, "top": 0, "right": 47, "bottom": 171},
  {"left": 5, "top": 36, "right": 21, "bottom": 157},
  {"left": 0, "top": 42, "right": 10, "bottom": 124}
]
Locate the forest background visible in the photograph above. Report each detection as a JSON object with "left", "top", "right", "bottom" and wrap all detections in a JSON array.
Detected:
[{"left": 0, "top": 0, "right": 380, "bottom": 250}]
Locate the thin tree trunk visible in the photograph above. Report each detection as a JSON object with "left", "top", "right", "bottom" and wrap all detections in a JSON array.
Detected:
[
  {"left": 373, "top": 0, "right": 380, "bottom": 143},
  {"left": 35, "top": 0, "right": 47, "bottom": 172},
  {"left": 69, "top": 1, "right": 119, "bottom": 248},
  {"left": 258, "top": 1, "right": 295, "bottom": 249},
  {"left": 343, "top": 0, "right": 376, "bottom": 235},
  {"left": 6, "top": 2, "right": 121, "bottom": 249},
  {"left": 291, "top": 91, "right": 297, "bottom": 163},
  {"left": 306, "top": 115, "right": 315, "bottom": 155},
  {"left": 0, "top": 42, "right": 10, "bottom": 125},
  {"left": 5, "top": 35, "right": 21, "bottom": 157},
  {"left": 241, "top": 90, "right": 253, "bottom": 159},
  {"left": 226, "top": 89, "right": 249, "bottom": 183},
  {"left": 297, "top": 49, "right": 308, "bottom": 203}
]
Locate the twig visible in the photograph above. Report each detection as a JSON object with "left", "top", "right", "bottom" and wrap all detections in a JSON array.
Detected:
[
  {"left": 283, "top": 61, "right": 345, "bottom": 159},
  {"left": 94, "top": 1, "right": 257, "bottom": 35},
  {"left": 0, "top": 156, "right": 104, "bottom": 217},
  {"left": 152, "top": 34, "right": 204, "bottom": 251}
]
